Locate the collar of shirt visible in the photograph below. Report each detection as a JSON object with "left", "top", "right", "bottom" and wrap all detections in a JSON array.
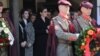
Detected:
[
  {"left": 82, "top": 14, "right": 91, "bottom": 21},
  {"left": 23, "top": 18, "right": 27, "bottom": 25}
]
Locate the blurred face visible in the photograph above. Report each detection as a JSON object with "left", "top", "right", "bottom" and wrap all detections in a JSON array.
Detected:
[
  {"left": 0, "top": 6, "right": 3, "bottom": 13},
  {"left": 59, "top": 5, "right": 70, "bottom": 15},
  {"left": 31, "top": 15, "right": 36, "bottom": 22},
  {"left": 2, "top": 10, "right": 9, "bottom": 18},
  {"left": 81, "top": 7, "right": 92, "bottom": 16},
  {"left": 4, "top": 10, "right": 9, "bottom": 16},
  {"left": 23, "top": 11, "right": 29, "bottom": 19},
  {"left": 47, "top": 12, "right": 52, "bottom": 19},
  {"left": 40, "top": 9, "right": 48, "bottom": 17}
]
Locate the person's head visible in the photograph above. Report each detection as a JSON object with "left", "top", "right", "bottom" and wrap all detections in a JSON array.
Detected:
[
  {"left": 20, "top": 9, "right": 29, "bottom": 19},
  {"left": 80, "top": 1, "right": 93, "bottom": 16},
  {"left": 30, "top": 13, "right": 36, "bottom": 22},
  {"left": 27, "top": 9, "right": 32, "bottom": 15},
  {"left": 71, "top": 12, "right": 78, "bottom": 19},
  {"left": 0, "top": 2, "right": 3, "bottom": 13},
  {"left": 39, "top": 7, "right": 48, "bottom": 18},
  {"left": 2, "top": 8, "right": 9, "bottom": 16},
  {"left": 47, "top": 11, "right": 52, "bottom": 19},
  {"left": 58, "top": 0, "right": 71, "bottom": 15}
]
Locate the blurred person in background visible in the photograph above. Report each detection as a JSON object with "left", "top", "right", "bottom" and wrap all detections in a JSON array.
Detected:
[
  {"left": 33, "top": 6, "right": 50, "bottom": 56},
  {"left": 30, "top": 13, "right": 36, "bottom": 23},
  {"left": 19, "top": 9, "right": 35, "bottom": 56}
]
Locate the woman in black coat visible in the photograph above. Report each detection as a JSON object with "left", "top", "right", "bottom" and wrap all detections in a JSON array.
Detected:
[{"left": 33, "top": 7, "right": 50, "bottom": 56}]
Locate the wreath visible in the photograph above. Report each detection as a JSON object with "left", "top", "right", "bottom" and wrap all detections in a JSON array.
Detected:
[
  {"left": 74, "top": 26, "right": 100, "bottom": 56},
  {"left": 0, "top": 18, "right": 10, "bottom": 48}
]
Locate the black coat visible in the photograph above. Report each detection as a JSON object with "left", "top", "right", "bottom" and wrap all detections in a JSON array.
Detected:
[{"left": 33, "top": 17, "right": 50, "bottom": 56}]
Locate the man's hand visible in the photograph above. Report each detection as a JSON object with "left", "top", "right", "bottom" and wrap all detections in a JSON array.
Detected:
[
  {"left": 67, "top": 37, "right": 78, "bottom": 41},
  {"left": 27, "top": 43, "right": 32, "bottom": 47},
  {"left": 46, "top": 29, "right": 48, "bottom": 34},
  {"left": 67, "top": 34, "right": 79, "bottom": 41},
  {"left": 21, "top": 41, "right": 27, "bottom": 47}
]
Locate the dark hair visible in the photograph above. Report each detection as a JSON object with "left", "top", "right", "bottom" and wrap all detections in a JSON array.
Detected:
[
  {"left": 30, "top": 13, "right": 36, "bottom": 17},
  {"left": 29, "top": 12, "right": 36, "bottom": 20},
  {"left": 0, "top": 2, "right": 3, "bottom": 6},
  {"left": 19, "top": 9, "right": 29, "bottom": 18},
  {"left": 38, "top": 6, "right": 47, "bottom": 13},
  {"left": 37, "top": 6, "right": 47, "bottom": 17},
  {"left": 2, "top": 8, "right": 9, "bottom": 13}
]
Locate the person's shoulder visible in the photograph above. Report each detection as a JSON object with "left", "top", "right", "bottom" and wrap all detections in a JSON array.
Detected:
[
  {"left": 76, "top": 16, "right": 83, "bottom": 21},
  {"left": 52, "top": 16, "right": 59, "bottom": 20},
  {"left": 73, "top": 16, "right": 82, "bottom": 23},
  {"left": 19, "top": 20, "right": 24, "bottom": 24},
  {"left": 27, "top": 22, "right": 32, "bottom": 25},
  {"left": 34, "top": 17, "right": 40, "bottom": 22},
  {"left": 77, "top": 16, "right": 82, "bottom": 19}
]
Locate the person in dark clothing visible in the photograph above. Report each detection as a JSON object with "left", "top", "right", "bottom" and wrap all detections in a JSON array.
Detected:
[
  {"left": 19, "top": 9, "right": 34, "bottom": 56},
  {"left": 33, "top": 7, "right": 50, "bottom": 56},
  {"left": 19, "top": 9, "right": 35, "bottom": 56},
  {"left": 19, "top": 9, "right": 29, "bottom": 56}
]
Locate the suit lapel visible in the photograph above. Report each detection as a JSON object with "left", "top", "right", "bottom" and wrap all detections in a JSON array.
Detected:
[
  {"left": 77, "top": 16, "right": 94, "bottom": 31},
  {"left": 56, "top": 16, "right": 69, "bottom": 31},
  {"left": 20, "top": 20, "right": 26, "bottom": 28},
  {"left": 79, "top": 16, "right": 91, "bottom": 26}
]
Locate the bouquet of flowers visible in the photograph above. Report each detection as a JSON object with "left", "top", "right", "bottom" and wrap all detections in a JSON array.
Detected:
[
  {"left": 0, "top": 19, "right": 10, "bottom": 48},
  {"left": 96, "top": 28, "right": 100, "bottom": 42},
  {"left": 75, "top": 26, "right": 98, "bottom": 56}
]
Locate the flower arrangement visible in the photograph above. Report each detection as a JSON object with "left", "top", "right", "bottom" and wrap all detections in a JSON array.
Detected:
[
  {"left": 0, "top": 18, "right": 10, "bottom": 48},
  {"left": 74, "top": 26, "right": 98, "bottom": 56}
]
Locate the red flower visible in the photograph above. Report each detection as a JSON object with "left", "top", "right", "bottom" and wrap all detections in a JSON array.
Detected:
[
  {"left": 80, "top": 45, "right": 85, "bottom": 50},
  {"left": 92, "top": 33, "right": 96, "bottom": 39},
  {"left": 0, "top": 38, "right": 4, "bottom": 43},
  {"left": 0, "top": 38, "right": 9, "bottom": 47},
  {"left": 86, "top": 37, "right": 91, "bottom": 44},
  {"left": 87, "top": 30, "right": 94, "bottom": 35}
]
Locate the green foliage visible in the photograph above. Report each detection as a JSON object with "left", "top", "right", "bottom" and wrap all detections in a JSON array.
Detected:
[
  {"left": 0, "top": 20, "right": 9, "bottom": 47},
  {"left": 0, "top": 30, "right": 8, "bottom": 38},
  {"left": 74, "top": 26, "right": 97, "bottom": 56}
]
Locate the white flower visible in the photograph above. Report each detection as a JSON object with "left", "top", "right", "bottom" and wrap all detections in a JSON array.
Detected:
[
  {"left": 2, "top": 22, "right": 6, "bottom": 27},
  {"left": 0, "top": 43, "right": 3, "bottom": 46},
  {"left": 4, "top": 28, "right": 10, "bottom": 33}
]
